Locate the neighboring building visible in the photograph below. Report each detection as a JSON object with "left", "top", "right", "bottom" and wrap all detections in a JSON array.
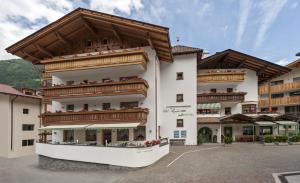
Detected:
[
  {"left": 197, "top": 50, "right": 290, "bottom": 143},
  {"left": 0, "top": 84, "right": 41, "bottom": 158},
  {"left": 259, "top": 59, "right": 300, "bottom": 118}
]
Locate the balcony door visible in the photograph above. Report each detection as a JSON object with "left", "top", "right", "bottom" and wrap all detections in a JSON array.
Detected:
[{"left": 224, "top": 127, "right": 233, "bottom": 137}]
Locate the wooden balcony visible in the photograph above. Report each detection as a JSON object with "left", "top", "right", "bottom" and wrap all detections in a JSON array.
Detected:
[
  {"left": 41, "top": 48, "right": 148, "bottom": 73},
  {"left": 41, "top": 108, "right": 149, "bottom": 126},
  {"left": 197, "top": 92, "right": 246, "bottom": 103},
  {"left": 198, "top": 69, "right": 245, "bottom": 83},
  {"left": 259, "top": 96, "right": 300, "bottom": 107},
  {"left": 259, "top": 82, "right": 300, "bottom": 94},
  {"left": 42, "top": 79, "right": 149, "bottom": 100}
]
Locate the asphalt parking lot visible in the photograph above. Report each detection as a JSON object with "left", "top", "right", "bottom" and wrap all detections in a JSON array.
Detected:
[{"left": 1, "top": 143, "right": 300, "bottom": 183}]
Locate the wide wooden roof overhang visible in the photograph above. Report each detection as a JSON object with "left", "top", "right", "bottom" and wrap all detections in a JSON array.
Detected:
[
  {"left": 198, "top": 49, "right": 291, "bottom": 83},
  {"left": 6, "top": 8, "right": 173, "bottom": 64}
]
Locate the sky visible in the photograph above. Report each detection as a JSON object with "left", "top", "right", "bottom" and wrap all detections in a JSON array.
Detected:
[{"left": 0, "top": 0, "right": 300, "bottom": 65}]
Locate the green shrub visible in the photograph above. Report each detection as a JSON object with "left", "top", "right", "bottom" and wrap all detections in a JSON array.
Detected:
[
  {"left": 197, "top": 135, "right": 203, "bottom": 145},
  {"left": 276, "top": 135, "right": 288, "bottom": 143},
  {"left": 224, "top": 136, "right": 233, "bottom": 144},
  {"left": 264, "top": 135, "right": 274, "bottom": 143},
  {"left": 289, "top": 135, "right": 300, "bottom": 142}
]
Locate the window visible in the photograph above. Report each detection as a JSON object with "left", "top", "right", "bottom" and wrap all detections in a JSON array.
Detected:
[
  {"left": 285, "top": 105, "right": 300, "bottom": 114},
  {"left": 210, "top": 88, "right": 217, "bottom": 93},
  {"left": 176, "top": 94, "right": 184, "bottom": 102},
  {"left": 242, "top": 104, "right": 257, "bottom": 114},
  {"left": 85, "top": 40, "right": 93, "bottom": 47},
  {"left": 271, "top": 93, "right": 284, "bottom": 98},
  {"left": 134, "top": 126, "right": 146, "bottom": 141},
  {"left": 120, "top": 76, "right": 138, "bottom": 81},
  {"left": 227, "top": 88, "right": 233, "bottom": 93},
  {"left": 271, "top": 107, "right": 278, "bottom": 112},
  {"left": 173, "top": 131, "right": 180, "bottom": 138},
  {"left": 176, "top": 72, "right": 183, "bottom": 80},
  {"left": 101, "top": 38, "right": 108, "bottom": 45},
  {"left": 261, "top": 108, "right": 268, "bottom": 112},
  {"left": 289, "top": 90, "right": 300, "bottom": 96},
  {"left": 243, "top": 126, "right": 254, "bottom": 135},
  {"left": 181, "top": 130, "right": 187, "bottom": 138},
  {"left": 271, "top": 80, "right": 284, "bottom": 86},
  {"left": 22, "top": 124, "right": 34, "bottom": 131},
  {"left": 102, "top": 103, "right": 111, "bottom": 110},
  {"left": 225, "top": 107, "right": 231, "bottom": 115},
  {"left": 66, "top": 81, "right": 74, "bottom": 86},
  {"left": 102, "top": 78, "right": 111, "bottom": 82},
  {"left": 177, "top": 119, "right": 184, "bottom": 127},
  {"left": 117, "top": 129, "right": 129, "bottom": 141},
  {"left": 22, "top": 139, "right": 34, "bottom": 147},
  {"left": 197, "top": 109, "right": 220, "bottom": 114},
  {"left": 120, "top": 101, "right": 138, "bottom": 109},
  {"left": 259, "top": 126, "right": 272, "bottom": 135},
  {"left": 66, "top": 104, "right": 74, "bottom": 112},
  {"left": 86, "top": 130, "right": 96, "bottom": 141},
  {"left": 293, "top": 77, "right": 300, "bottom": 82},
  {"left": 23, "top": 108, "right": 29, "bottom": 114},
  {"left": 83, "top": 104, "right": 89, "bottom": 111},
  {"left": 63, "top": 130, "right": 74, "bottom": 142}
]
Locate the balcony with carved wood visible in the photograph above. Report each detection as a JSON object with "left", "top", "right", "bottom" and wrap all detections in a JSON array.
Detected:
[
  {"left": 197, "top": 69, "right": 245, "bottom": 84},
  {"left": 259, "top": 82, "right": 300, "bottom": 95},
  {"left": 259, "top": 96, "right": 300, "bottom": 107},
  {"left": 42, "top": 79, "right": 148, "bottom": 101},
  {"left": 197, "top": 92, "right": 246, "bottom": 103},
  {"left": 42, "top": 108, "right": 149, "bottom": 126},
  {"left": 41, "top": 48, "right": 148, "bottom": 73}
]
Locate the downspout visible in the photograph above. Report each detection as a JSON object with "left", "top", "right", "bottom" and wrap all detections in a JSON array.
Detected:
[
  {"left": 10, "top": 95, "right": 18, "bottom": 151},
  {"left": 155, "top": 57, "right": 158, "bottom": 140}
]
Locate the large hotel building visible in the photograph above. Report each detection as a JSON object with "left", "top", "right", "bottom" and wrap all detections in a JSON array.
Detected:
[{"left": 6, "top": 8, "right": 300, "bottom": 168}]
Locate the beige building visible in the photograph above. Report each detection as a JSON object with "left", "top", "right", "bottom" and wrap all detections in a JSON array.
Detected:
[{"left": 0, "top": 84, "right": 41, "bottom": 158}]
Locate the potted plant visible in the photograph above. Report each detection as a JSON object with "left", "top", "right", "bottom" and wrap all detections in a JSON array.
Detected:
[
  {"left": 289, "top": 135, "right": 300, "bottom": 145},
  {"left": 263, "top": 135, "right": 275, "bottom": 146},
  {"left": 224, "top": 136, "right": 233, "bottom": 146},
  {"left": 197, "top": 135, "right": 203, "bottom": 145},
  {"left": 275, "top": 135, "right": 288, "bottom": 146}
]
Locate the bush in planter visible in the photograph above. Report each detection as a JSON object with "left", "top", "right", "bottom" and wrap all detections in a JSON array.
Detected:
[
  {"left": 264, "top": 135, "right": 274, "bottom": 143},
  {"left": 276, "top": 135, "right": 288, "bottom": 143},
  {"left": 197, "top": 135, "right": 203, "bottom": 145},
  {"left": 289, "top": 135, "right": 300, "bottom": 142},
  {"left": 224, "top": 136, "right": 233, "bottom": 144}
]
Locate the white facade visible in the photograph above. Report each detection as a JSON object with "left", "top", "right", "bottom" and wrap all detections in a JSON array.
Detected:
[
  {"left": 160, "top": 54, "right": 198, "bottom": 145},
  {"left": 0, "top": 93, "right": 41, "bottom": 158}
]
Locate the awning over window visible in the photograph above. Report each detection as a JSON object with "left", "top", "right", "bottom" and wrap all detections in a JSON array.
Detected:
[
  {"left": 39, "top": 125, "right": 89, "bottom": 130},
  {"left": 255, "top": 121, "right": 276, "bottom": 126},
  {"left": 274, "top": 121, "right": 298, "bottom": 125},
  {"left": 197, "top": 103, "right": 221, "bottom": 109},
  {"left": 86, "top": 123, "right": 140, "bottom": 129}
]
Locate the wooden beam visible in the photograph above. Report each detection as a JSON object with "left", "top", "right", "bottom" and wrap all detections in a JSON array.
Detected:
[
  {"left": 35, "top": 44, "right": 53, "bottom": 57},
  {"left": 147, "top": 33, "right": 154, "bottom": 50},
  {"left": 237, "top": 60, "right": 246, "bottom": 68},
  {"left": 22, "top": 51, "right": 40, "bottom": 61},
  {"left": 257, "top": 65, "right": 268, "bottom": 76},
  {"left": 55, "top": 32, "right": 71, "bottom": 46},
  {"left": 111, "top": 24, "right": 123, "bottom": 47},
  {"left": 81, "top": 17, "right": 98, "bottom": 36}
]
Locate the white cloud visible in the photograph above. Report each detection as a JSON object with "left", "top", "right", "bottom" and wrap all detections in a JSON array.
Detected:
[
  {"left": 236, "top": 0, "right": 252, "bottom": 46},
  {"left": 276, "top": 58, "right": 290, "bottom": 66},
  {"left": 254, "top": 0, "right": 288, "bottom": 49},
  {"left": 90, "top": 0, "right": 143, "bottom": 15},
  {"left": 291, "top": 2, "right": 298, "bottom": 9}
]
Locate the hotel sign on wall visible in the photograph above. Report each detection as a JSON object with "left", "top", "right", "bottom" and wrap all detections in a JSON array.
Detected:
[{"left": 163, "top": 105, "right": 194, "bottom": 116}]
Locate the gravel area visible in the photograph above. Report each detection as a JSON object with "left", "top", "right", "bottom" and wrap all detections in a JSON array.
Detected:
[{"left": 1, "top": 143, "right": 300, "bottom": 183}]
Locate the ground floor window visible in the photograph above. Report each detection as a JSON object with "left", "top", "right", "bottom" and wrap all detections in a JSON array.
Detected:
[
  {"left": 259, "top": 126, "right": 273, "bottom": 135},
  {"left": 243, "top": 126, "right": 255, "bottom": 135},
  {"left": 63, "top": 130, "right": 74, "bottom": 142},
  {"left": 117, "top": 129, "right": 129, "bottom": 141},
  {"left": 181, "top": 130, "right": 187, "bottom": 138},
  {"left": 174, "top": 130, "right": 180, "bottom": 138},
  {"left": 86, "top": 130, "right": 97, "bottom": 141},
  {"left": 22, "top": 139, "right": 34, "bottom": 146},
  {"left": 134, "top": 126, "right": 146, "bottom": 141}
]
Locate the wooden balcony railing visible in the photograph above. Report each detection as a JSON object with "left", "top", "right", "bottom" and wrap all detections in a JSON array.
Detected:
[
  {"left": 198, "top": 69, "right": 245, "bottom": 83},
  {"left": 41, "top": 48, "right": 148, "bottom": 73},
  {"left": 259, "top": 82, "right": 300, "bottom": 95},
  {"left": 42, "top": 79, "right": 149, "bottom": 100},
  {"left": 197, "top": 92, "right": 246, "bottom": 103},
  {"left": 42, "top": 108, "right": 149, "bottom": 126},
  {"left": 259, "top": 96, "right": 300, "bottom": 107}
]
